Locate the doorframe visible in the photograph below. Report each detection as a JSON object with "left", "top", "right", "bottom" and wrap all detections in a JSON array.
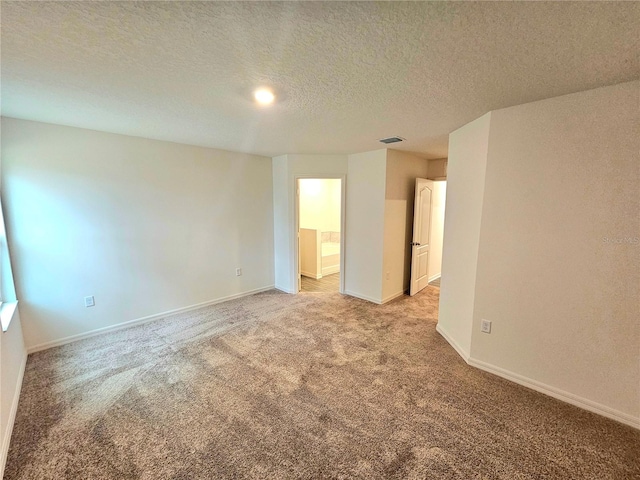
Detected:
[{"left": 293, "top": 174, "right": 347, "bottom": 294}]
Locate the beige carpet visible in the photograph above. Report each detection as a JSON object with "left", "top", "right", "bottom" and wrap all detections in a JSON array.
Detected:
[{"left": 5, "top": 287, "right": 639, "bottom": 479}]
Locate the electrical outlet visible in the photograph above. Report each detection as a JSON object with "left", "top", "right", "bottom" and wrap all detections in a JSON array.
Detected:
[
  {"left": 236, "top": 268, "right": 242, "bottom": 276},
  {"left": 481, "top": 319, "right": 491, "bottom": 334},
  {"left": 385, "top": 272, "right": 390, "bottom": 280},
  {"left": 84, "top": 296, "right": 95, "bottom": 308}
]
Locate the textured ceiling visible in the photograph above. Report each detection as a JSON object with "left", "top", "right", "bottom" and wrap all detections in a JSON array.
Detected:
[{"left": 1, "top": 1, "right": 638, "bottom": 158}]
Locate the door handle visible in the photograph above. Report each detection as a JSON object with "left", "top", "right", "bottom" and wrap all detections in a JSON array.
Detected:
[{"left": 411, "top": 242, "right": 421, "bottom": 246}]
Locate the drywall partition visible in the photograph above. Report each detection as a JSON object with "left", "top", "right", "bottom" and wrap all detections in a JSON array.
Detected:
[
  {"left": 2, "top": 118, "right": 275, "bottom": 350},
  {"left": 426, "top": 181, "right": 446, "bottom": 283},
  {"left": 382, "top": 150, "right": 429, "bottom": 302},
  {"left": 436, "top": 113, "right": 491, "bottom": 359},
  {"left": 272, "top": 155, "right": 291, "bottom": 292},
  {"left": 275, "top": 149, "right": 430, "bottom": 303},
  {"left": 471, "top": 81, "right": 640, "bottom": 425},
  {"left": 271, "top": 154, "right": 348, "bottom": 294},
  {"left": 344, "top": 150, "right": 387, "bottom": 303}
]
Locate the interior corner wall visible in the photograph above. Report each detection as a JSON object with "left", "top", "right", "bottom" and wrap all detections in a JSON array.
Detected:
[
  {"left": 471, "top": 81, "right": 640, "bottom": 423},
  {"left": 427, "top": 158, "right": 447, "bottom": 180},
  {"left": 437, "top": 113, "right": 491, "bottom": 358},
  {"left": 382, "top": 150, "right": 429, "bottom": 302},
  {"left": 271, "top": 154, "right": 348, "bottom": 294},
  {"left": 344, "top": 150, "right": 387, "bottom": 303},
  {"left": 2, "top": 118, "right": 275, "bottom": 350}
]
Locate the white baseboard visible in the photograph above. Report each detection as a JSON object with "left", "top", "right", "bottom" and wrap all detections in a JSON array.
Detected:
[
  {"left": 468, "top": 357, "right": 640, "bottom": 430},
  {"left": 343, "top": 290, "right": 382, "bottom": 305},
  {"left": 428, "top": 273, "right": 441, "bottom": 283},
  {"left": 301, "top": 270, "right": 322, "bottom": 280},
  {"left": 381, "top": 291, "right": 405, "bottom": 304},
  {"left": 0, "top": 349, "right": 27, "bottom": 478},
  {"left": 27, "top": 285, "right": 275, "bottom": 354},
  {"left": 435, "top": 323, "right": 639, "bottom": 430},
  {"left": 321, "top": 265, "right": 339, "bottom": 276},
  {"left": 435, "top": 323, "right": 470, "bottom": 362},
  {"left": 274, "top": 285, "right": 296, "bottom": 294}
]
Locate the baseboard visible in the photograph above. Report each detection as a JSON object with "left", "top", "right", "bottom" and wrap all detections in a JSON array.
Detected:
[
  {"left": 435, "top": 323, "right": 470, "bottom": 362},
  {"left": 301, "top": 270, "right": 322, "bottom": 280},
  {"left": 348, "top": 289, "right": 406, "bottom": 304},
  {"left": 0, "top": 349, "right": 27, "bottom": 478},
  {"left": 27, "top": 285, "right": 275, "bottom": 354},
  {"left": 428, "top": 273, "right": 441, "bottom": 283},
  {"left": 436, "top": 322, "right": 638, "bottom": 429},
  {"left": 321, "top": 265, "right": 339, "bottom": 276},
  {"left": 343, "top": 290, "right": 382, "bottom": 305},
  {"left": 468, "top": 357, "right": 640, "bottom": 430},
  {"left": 381, "top": 291, "right": 405, "bottom": 304},
  {"left": 274, "top": 285, "right": 296, "bottom": 294}
]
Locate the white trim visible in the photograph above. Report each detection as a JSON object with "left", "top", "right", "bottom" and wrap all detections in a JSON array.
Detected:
[
  {"left": 435, "top": 323, "right": 470, "bottom": 362},
  {"left": 274, "top": 285, "right": 296, "bottom": 294},
  {"left": 0, "top": 349, "right": 27, "bottom": 478},
  {"left": 436, "top": 322, "right": 639, "bottom": 430},
  {"left": 321, "top": 265, "right": 339, "bottom": 277},
  {"left": 27, "top": 286, "right": 274, "bottom": 354},
  {"left": 381, "top": 290, "right": 405, "bottom": 304},
  {"left": 468, "top": 357, "right": 640, "bottom": 430},
  {"left": 428, "top": 273, "right": 441, "bottom": 283},
  {"left": 301, "top": 271, "right": 322, "bottom": 280},
  {"left": 343, "top": 290, "right": 382, "bottom": 305}
]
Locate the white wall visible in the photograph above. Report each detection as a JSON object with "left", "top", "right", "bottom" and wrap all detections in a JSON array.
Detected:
[
  {"left": 299, "top": 179, "right": 341, "bottom": 233},
  {"left": 437, "top": 113, "right": 491, "bottom": 359},
  {"left": 2, "top": 118, "right": 275, "bottom": 350},
  {"left": 382, "top": 150, "right": 429, "bottom": 302},
  {"left": 0, "top": 153, "right": 27, "bottom": 478},
  {"left": 344, "top": 150, "right": 387, "bottom": 303},
  {"left": 471, "top": 81, "right": 639, "bottom": 425},
  {"left": 427, "top": 181, "right": 446, "bottom": 283},
  {"left": 438, "top": 81, "right": 639, "bottom": 427},
  {"left": 271, "top": 154, "right": 347, "bottom": 293},
  {"left": 272, "top": 155, "right": 291, "bottom": 292},
  {"left": 275, "top": 149, "right": 429, "bottom": 304}
]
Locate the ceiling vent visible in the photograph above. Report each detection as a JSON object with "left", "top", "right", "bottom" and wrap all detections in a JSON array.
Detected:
[{"left": 379, "top": 136, "right": 405, "bottom": 144}]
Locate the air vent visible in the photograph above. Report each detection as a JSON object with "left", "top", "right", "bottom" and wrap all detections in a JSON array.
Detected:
[{"left": 379, "top": 136, "right": 405, "bottom": 144}]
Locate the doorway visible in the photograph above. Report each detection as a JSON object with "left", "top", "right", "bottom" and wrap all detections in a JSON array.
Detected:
[
  {"left": 297, "top": 178, "right": 343, "bottom": 293},
  {"left": 410, "top": 179, "right": 446, "bottom": 295}
]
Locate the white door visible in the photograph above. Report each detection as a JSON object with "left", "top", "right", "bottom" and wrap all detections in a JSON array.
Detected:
[{"left": 410, "top": 178, "right": 434, "bottom": 296}]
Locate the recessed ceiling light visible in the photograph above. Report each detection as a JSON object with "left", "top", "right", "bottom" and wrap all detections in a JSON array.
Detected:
[{"left": 254, "top": 88, "right": 275, "bottom": 105}]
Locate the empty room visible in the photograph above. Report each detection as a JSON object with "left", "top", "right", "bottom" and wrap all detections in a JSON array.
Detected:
[{"left": 1, "top": 2, "right": 638, "bottom": 479}]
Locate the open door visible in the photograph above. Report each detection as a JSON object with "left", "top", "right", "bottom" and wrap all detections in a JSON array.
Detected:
[{"left": 410, "top": 178, "right": 434, "bottom": 296}]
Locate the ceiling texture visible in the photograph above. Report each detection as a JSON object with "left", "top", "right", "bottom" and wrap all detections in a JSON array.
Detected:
[{"left": 1, "top": 1, "right": 638, "bottom": 158}]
